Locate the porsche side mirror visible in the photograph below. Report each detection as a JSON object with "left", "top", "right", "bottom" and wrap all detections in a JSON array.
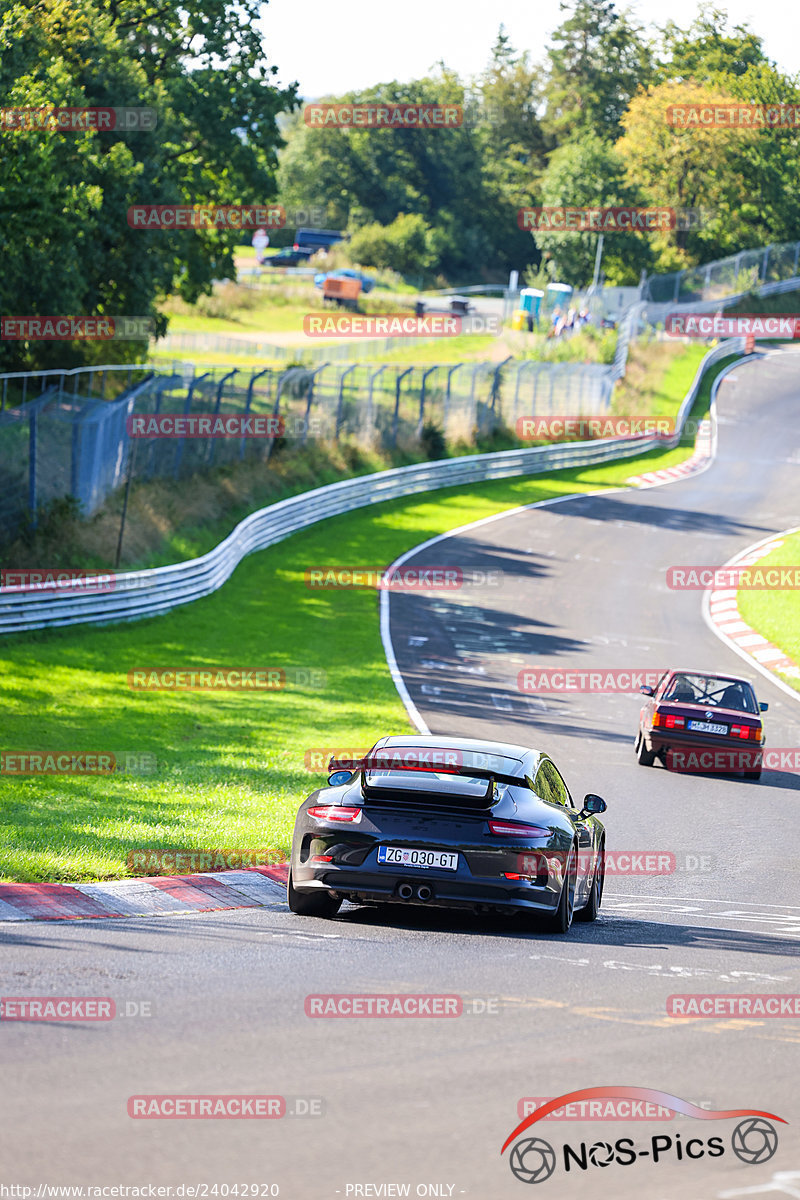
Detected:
[
  {"left": 759, "top": 702, "right": 769, "bottom": 712},
  {"left": 328, "top": 770, "right": 355, "bottom": 787},
  {"left": 581, "top": 793, "right": 607, "bottom": 816},
  {"left": 639, "top": 685, "right": 654, "bottom": 696}
]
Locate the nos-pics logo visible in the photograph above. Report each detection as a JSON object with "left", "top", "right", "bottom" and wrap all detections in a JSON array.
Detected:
[{"left": 501, "top": 1088, "right": 785, "bottom": 1184}]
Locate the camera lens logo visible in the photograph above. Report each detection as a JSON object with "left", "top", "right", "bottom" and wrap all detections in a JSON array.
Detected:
[
  {"left": 509, "top": 1138, "right": 557, "bottom": 1184},
  {"left": 588, "top": 1141, "right": 615, "bottom": 1167},
  {"left": 731, "top": 1118, "right": 779, "bottom": 1165}
]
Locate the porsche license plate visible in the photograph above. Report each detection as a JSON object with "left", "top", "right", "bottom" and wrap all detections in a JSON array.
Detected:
[
  {"left": 378, "top": 846, "right": 459, "bottom": 870},
  {"left": 688, "top": 720, "right": 728, "bottom": 735}
]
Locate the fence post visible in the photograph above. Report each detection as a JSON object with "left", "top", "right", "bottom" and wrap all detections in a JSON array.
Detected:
[
  {"left": 793, "top": 242, "right": 800, "bottom": 277},
  {"left": 28, "top": 404, "right": 38, "bottom": 527},
  {"left": 391, "top": 367, "right": 414, "bottom": 447},
  {"left": 243, "top": 368, "right": 272, "bottom": 460},
  {"left": 418, "top": 365, "right": 438, "bottom": 437},
  {"left": 335, "top": 364, "right": 359, "bottom": 439},
  {"left": 302, "top": 363, "right": 329, "bottom": 446},
  {"left": 489, "top": 357, "right": 512, "bottom": 432},
  {"left": 207, "top": 369, "right": 237, "bottom": 466},
  {"left": 174, "top": 373, "right": 209, "bottom": 479}
]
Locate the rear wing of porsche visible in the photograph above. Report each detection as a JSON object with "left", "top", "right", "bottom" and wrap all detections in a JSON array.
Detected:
[{"left": 327, "top": 752, "right": 529, "bottom": 798}]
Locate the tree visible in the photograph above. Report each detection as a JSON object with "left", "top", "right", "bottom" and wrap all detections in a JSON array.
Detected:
[
  {"left": 525, "top": 134, "right": 656, "bottom": 286},
  {"left": 656, "top": 10, "right": 769, "bottom": 83},
  {"left": 0, "top": 0, "right": 295, "bottom": 371},
  {"left": 543, "top": 0, "right": 655, "bottom": 143}
]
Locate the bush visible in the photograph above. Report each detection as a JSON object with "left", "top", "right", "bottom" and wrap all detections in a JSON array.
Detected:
[
  {"left": 347, "top": 214, "right": 436, "bottom": 277},
  {"left": 420, "top": 422, "right": 446, "bottom": 460}
]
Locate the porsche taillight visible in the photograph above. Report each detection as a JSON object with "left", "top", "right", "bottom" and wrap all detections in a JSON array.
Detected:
[
  {"left": 488, "top": 820, "right": 549, "bottom": 838},
  {"left": 307, "top": 805, "right": 362, "bottom": 823}
]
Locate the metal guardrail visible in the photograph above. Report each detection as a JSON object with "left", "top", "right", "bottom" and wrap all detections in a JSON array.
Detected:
[{"left": 0, "top": 339, "right": 744, "bottom": 635}]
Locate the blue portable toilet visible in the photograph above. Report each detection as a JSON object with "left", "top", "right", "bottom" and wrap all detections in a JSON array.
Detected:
[
  {"left": 519, "top": 288, "right": 544, "bottom": 318},
  {"left": 545, "top": 282, "right": 573, "bottom": 310}
]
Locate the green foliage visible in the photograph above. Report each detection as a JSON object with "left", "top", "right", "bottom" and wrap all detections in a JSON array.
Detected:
[
  {"left": 529, "top": 133, "right": 656, "bottom": 286},
  {"left": 346, "top": 213, "right": 436, "bottom": 277},
  {"left": 542, "top": 0, "right": 655, "bottom": 142},
  {"left": 419, "top": 422, "right": 446, "bottom": 460},
  {"left": 0, "top": 0, "right": 295, "bottom": 371}
]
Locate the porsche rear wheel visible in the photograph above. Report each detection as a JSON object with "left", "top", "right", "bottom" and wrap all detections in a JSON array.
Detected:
[
  {"left": 287, "top": 868, "right": 342, "bottom": 917},
  {"left": 575, "top": 843, "right": 604, "bottom": 923},
  {"left": 636, "top": 731, "right": 656, "bottom": 766},
  {"left": 541, "top": 844, "right": 577, "bottom": 934}
]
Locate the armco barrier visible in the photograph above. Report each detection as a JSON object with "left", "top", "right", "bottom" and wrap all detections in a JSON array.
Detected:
[{"left": 0, "top": 339, "right": 745, "bottom": 635}]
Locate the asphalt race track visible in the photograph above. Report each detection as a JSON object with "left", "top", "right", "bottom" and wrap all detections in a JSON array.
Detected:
[{"left": 3, "top": 350, "right": 800, "bottom": 1199}]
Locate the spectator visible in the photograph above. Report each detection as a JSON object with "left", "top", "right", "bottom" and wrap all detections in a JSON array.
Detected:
[{"left": 252, "top": 227, "right": 269, "bottom": 265}]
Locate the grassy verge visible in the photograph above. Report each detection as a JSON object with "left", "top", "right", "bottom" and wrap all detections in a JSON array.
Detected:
[
  {"left": 0, "top": 346, "right": 733, "bottom": 881},
  {"left": 737, "top": 529, "right": 800, "bottom": 692}
]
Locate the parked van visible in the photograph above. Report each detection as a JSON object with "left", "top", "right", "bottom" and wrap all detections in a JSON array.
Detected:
[{"left": 293, "top": 228, "right": 345, "bottom": 253}]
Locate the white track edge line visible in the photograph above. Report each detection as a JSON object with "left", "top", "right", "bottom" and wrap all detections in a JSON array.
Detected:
[
  {"left": 702, "top": 525, "right": 800, "bottom": 707},
  {"left": 380, "top": 358, "right": 742, "bottom": 729}
]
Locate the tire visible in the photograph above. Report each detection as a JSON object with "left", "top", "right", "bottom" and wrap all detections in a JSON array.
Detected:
[
  {"left": 575, "top": 843, "right": 604, "bottom": 923},
  {"left": 636, "top": 730, "right": 656, "bottom": 767},
  {"left": 541, "top": 844, "right": 577, "bottom": 935},
  {"left": 287, "top": 867, "right": 342, "bottom": 918}
]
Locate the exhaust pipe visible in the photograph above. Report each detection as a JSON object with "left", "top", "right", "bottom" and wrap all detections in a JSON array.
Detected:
[
  {"left": 398, "top": 883, "right": 414, "bottom": 900},
  {"left": 416, "top": 884, "right": 432, "bottom": 902}
]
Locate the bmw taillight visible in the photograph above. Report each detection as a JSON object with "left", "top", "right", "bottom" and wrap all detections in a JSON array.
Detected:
[
  {"left": 652, "top": 711, "right": 662, "bottom": 727},
  {"left": 731, "top": 725, "right": 762, "bottom": 741},
  {"left": 488, "top": 820, "right": 549, "bottom": 838},
  {"left": 308, "top": 805, "right": 362, "bottom": 823},
  {"left": 665, "top": 715, "right": 685, "bottom": 729}
]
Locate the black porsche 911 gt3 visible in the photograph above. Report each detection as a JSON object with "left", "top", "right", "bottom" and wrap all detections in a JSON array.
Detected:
[{"left": 287, "top": 735, "right": 607, "bottom": 934}]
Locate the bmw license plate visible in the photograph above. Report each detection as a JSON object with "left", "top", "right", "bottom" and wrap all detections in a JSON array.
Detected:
[
  {"left": 378, "top": 846, "right": 459, "bottom": 871},
  {"left": 688, "top": 720, "right": 728, "bottom": 735}
]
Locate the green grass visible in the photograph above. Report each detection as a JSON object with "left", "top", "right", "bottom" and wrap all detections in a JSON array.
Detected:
[
  {"left": 737, "top": 529, "right": 800, "bottom": 692},
  {"left": 0, "top": 349, "right": 731, "bottom": 882}
]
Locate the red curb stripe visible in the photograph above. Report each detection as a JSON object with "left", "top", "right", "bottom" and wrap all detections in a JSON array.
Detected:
[
  {"left": 147, "top": 876, "right": 244, "bottom": 910},
  {"left": 0, "top": 884, "right": 115, "bottom": 919},
  {"left": 248, "top": 864, "right": 289, "bottom": 884}
]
